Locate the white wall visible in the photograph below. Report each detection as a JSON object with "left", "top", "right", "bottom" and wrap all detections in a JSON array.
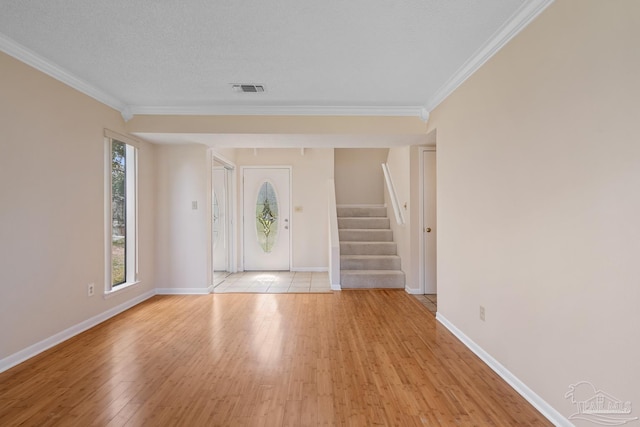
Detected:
[
  {"left": 0, "top": 52, "right": 156, "bottom": 362},
  {"left": 155, "top": 144, "right": 210, "bottom": 291},
  {"left": 335, "top": 148, "right": 388, "bottom": 205},
  {"left": 429, "top": 0, "right": 640, "bottom": 419},
  {"left": 235, "top": 148, "right": 334, "bottom": 270}
]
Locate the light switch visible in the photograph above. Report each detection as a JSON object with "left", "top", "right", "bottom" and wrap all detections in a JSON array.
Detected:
[{"left": 192, "top": 201, "right": 198, "bottom": 210}]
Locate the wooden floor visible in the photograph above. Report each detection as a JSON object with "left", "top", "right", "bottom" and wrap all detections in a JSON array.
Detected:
[{"left": 0, "top": 291, "right": 551, "bottom": 426}]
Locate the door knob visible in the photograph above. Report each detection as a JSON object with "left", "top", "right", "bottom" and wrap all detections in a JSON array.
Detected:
[{"left": 425, "top": 227, "right": 431, "bottom": 233}]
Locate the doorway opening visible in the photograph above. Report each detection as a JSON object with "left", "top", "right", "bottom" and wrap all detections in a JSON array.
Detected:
[
  {"left": 418, "top": 133, "right": 437, "bottom": 312},
  {"left": 211, "top": 154, "right": 236, "bottom": 288}
]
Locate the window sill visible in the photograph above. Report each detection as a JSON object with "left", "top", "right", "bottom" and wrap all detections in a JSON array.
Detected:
[{"left": 103, "top": 281, "right": 141, "bottom": 299}]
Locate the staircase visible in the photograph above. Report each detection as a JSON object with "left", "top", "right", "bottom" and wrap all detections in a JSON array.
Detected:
[{"left": 338, "top": 206, "right": 405, "bottom": 289}]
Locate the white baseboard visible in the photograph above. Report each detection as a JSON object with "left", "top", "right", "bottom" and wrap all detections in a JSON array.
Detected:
[
  {"left": 290, "top": 267, "right": 328, "bottom": 272},
  {"left": 0, "top": 289, "right": 156, "bottom": 374},
  {"left": 155, "top": 288, "right": 212, "bottom": 295},
  {"left": 331, "top": 284, "right": 342, "bottom": 291},
  {"left": 404, "top": 287, "right": 422, "bottom": 295},
  {"left": 435, "top": 313, "right": 571, "bottom": 427}
]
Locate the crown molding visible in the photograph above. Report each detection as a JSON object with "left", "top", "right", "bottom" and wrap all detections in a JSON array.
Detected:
[
  {"left": 425, "top": 0, "right": 555, "bottom": 111},
  {"left": 0, "top": 33, "right": 430, "bottom": 121},
  {"left": 0, "top": 33, "right": 127, "bottom": 114},
  {"left": 129, "top": 104, "right": 429, "bottom": 120},
  {"left": 1, "top": 1, "right": 553, "bottom": 123}
]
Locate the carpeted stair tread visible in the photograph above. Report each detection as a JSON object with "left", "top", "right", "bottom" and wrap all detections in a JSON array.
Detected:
[
  {"left": 337, "top": 206, "right": 388, "bottom": 217},
  {"left": 340, "top": 241, "right": 398, "bottom": 255},
  {"left": 338, "top": 229, "right": 393, "bottom": 242},
  {"left": 340, "top": 270, "right": 405, "bottom": 289},
  {"left": 341, "top": 255, "right": 402, "bottom": 270},
  {"left": 338, "top": 217, "right": 390, "bottom": 229}
]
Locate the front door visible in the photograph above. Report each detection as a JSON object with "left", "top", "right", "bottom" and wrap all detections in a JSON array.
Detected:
[{"left": 243, "top": 167, "right": 291, "bottom": 270}]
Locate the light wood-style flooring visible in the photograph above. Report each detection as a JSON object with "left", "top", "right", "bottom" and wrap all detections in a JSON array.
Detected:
[{"left": 0, "top": 290, "right": 551, "bottom": 426}]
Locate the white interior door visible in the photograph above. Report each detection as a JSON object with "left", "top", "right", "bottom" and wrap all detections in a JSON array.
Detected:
[
  {"left": 212, "top": 167, "right": 228, "bottom": 272},
  {"left": 243, "top": 168, "right": 290, "bottom": 271},
  {"left": 423, "top": 150, "right": 437, "bottom": 294}
]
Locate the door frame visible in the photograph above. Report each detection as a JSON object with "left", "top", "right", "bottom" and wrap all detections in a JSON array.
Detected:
[
  {"left": 210, "top": 151, "right": 237, "bottom": 288},
  {"left": 418, "top": 146, "right": 437, "bottom": 294},
  {"left": 240, "top": 166, "right": 293, "bottom": 272}
]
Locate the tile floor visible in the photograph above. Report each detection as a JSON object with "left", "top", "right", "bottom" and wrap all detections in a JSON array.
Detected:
[
  {"left": 213, "top": 271, "right": 332, "bottom": 293},
  {"left": 413, "top": 294, "right": 437, "bottom": 314}
]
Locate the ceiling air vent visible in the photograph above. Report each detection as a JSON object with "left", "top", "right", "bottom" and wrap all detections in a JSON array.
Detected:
[{"left": 231, "top": 84, "right": 265, "bottom": 93}]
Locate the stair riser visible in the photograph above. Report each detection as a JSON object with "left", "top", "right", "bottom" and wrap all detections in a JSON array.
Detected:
[
  {"left": 341, "top": 257, "right": 401, "bottom": 270},
  {"left": 340, "top": 243, "right": 397, "bottom": 255},
  {"left": 337, "top": 207, "right": 387, "bottom": 218},
  {"left": 340, "top": 273, "right": 405, "bottom": 289},
  {"left": 338, "top": 217, "right": 390, "bottom": 229},
  {"left": 339, "top": 230, "right": 393, "bottom": 242}
]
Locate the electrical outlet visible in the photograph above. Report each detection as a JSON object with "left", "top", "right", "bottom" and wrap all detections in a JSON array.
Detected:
[
  {"left": 87, "top": 283, "right": 95, "bottom": 297},
  {"left": 479, "top": 305, "right": 485, "bottom": 321}
]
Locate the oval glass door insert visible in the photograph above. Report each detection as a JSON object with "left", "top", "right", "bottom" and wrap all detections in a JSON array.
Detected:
[{"left": 255, "top": 181, "right": 279, "bottom": 253}]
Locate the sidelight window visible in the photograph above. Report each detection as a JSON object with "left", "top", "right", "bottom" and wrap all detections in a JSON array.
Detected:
[{"left": 105, "top": 132, "right": 138, "bottom": 292}]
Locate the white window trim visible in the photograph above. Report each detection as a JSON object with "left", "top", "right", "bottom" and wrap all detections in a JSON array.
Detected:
[{"left": 104, "top": 130, "right": 139, "bottom": 297}]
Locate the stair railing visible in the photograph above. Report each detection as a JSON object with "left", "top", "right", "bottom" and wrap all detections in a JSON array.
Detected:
[
  {"left": 382, "top": 163, "right": 405, "bottom": 225},
  {"left": 328, "top": 179, "right": 341, "bottom": 290}
]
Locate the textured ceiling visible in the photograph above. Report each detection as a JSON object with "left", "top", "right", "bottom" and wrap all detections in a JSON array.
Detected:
[{"left": 0, "top": 0, "right": 552, "bottom": 119}]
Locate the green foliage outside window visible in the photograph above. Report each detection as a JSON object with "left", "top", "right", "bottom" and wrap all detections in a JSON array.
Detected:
[{"left": 111, "top": 141, "right": 126, "bottom": 285}]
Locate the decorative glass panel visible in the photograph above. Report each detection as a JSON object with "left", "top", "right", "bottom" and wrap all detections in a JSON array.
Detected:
[
  {"left": 212, "top": 192, "right": 220, "bottom": 249},
  {"left": 255, "top": 181, "right": 279, "bottom": 253}
]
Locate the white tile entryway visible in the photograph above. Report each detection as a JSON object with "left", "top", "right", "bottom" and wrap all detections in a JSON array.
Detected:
[{"left": 213, "top": 271, "right": 332, "bottom": 293}]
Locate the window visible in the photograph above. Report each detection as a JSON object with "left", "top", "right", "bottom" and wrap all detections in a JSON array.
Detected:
[{"left": 105, "top": 131, "right": 138, "bottom": 292}]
